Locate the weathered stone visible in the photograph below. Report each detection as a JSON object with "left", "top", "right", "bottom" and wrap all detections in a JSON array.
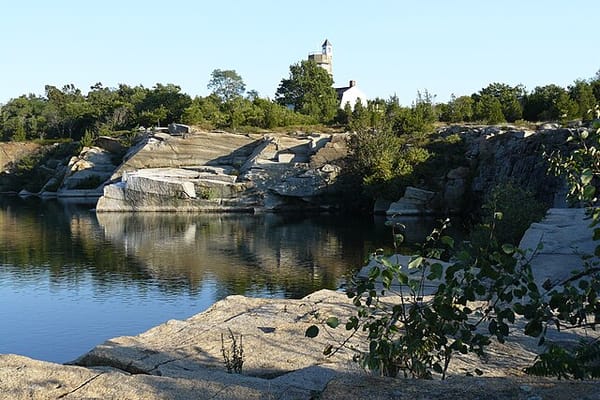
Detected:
[
  {"left": 60, "top": 146, "right": 116, "bottom": 192},
  {"left": 404, "top": 186, "right": 435, "bottom": 202},
  {"left": 519, "top": 208, "right": 596, "bottom": 287},
  {"left": 0, "top": 354, "right": 312, "bottom": 400},
  {"left": 446, "top": 166, "right": 470, "bottom": 180},
  {"left": 96, "top": 136, "right": 126, "bottom": 154},
  {"left": 73, "top": 290, "right": 358, "bottom": 378},
  {"left": 373, "top": 198, "right": 392, "bottom": 214},
  {"left": 240, "top": 135, "right": 279, "bottom": 172},
  {"left": 277, "top": 152, "right": 296, "bottom": 163},
  {"left": 309, "top": 133, "right": 349, "bottom": 168},
  {"left": 539, "top": 122, "right": 560, "bottom": 130},
  {"left": 126, "top": 173, "right": 196, "bottom": 199},
  {"left": 168, "top": 123, "right": 191, "bottom": 135},
  {"left": 111, "top": 131, "right": 258, "bottom": 181},
  {"left": 320, "top": 374, "right": 600, "bottom": 400},
  {"left": 386, "top": 187, "right": 436, "bottom": 216}
]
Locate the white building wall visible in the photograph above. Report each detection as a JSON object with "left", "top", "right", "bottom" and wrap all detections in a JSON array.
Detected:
[{"left": 339, "top": 86, "right": 368, "bottom": 110}]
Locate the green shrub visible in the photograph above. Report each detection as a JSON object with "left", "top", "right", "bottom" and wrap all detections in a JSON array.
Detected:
[
  {"left": 307, "top": 218, "right": 537, "bottom": 379},
  {"left": 479, "top": 182, "right": 547, "bottom": 245}
]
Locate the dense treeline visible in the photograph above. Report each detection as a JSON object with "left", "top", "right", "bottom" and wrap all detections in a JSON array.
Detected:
[
  {"left": 0, "top": 82, "right": 314, "bottom": 143},
  {"left": 1, "top": 64, "right": 598, "bottom": 143}
]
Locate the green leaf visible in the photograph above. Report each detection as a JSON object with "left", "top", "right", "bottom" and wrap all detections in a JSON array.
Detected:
[
  {"left": 394, "top": 233, "right": 405, "bottom": 246},
  {"left": 368, "top": 266, "right": 380, "bottom": 280},
  {"left": 584, "top": 184, "right": 596, "bottom": 200},
  {"left": 305, "top": 325, "right": 319, "bottom": 338},
  {"left": 382, "top": 268, "right": 394, "bottom": 289},
  {"left": 323, "top": 344, "right": 333, "bottom": 355},
  {"left": 441, "top": 235, "right": 455, "bottom": 248},
  {"left": 501, "top": 243, "right": 515, "bottom": 255},
  {"left": 513, "top": 303, "right": 525, "bottom": 315},
  {"left": 346, "top": 316, "right": 359, "bottom": 330},
  {"left": 397, "top": 271, "right": 408, "bottom": 285},
  {"left": 498, "top": 322, "right": 509, "bottom": 336},
  {"left": 581, "top": 130, "right": 589, "bottom": 140},
  {"left": 326, "top": 317, "right": 340, "bottom": 329},
  {"left": 581, "top": 168, "right": 594, "bottom": 185},
  {"left": 428, "top": 263, "right": 443, "bottom": 280},
  {"left": 408, "top": 256, "right": 424, "bottom": 269},
  {"left": 494, "top": 212, "right": 503, "bottom": 221},
  {"left": 524, "top": 320, "right": 543, "bottom": 337},
  {"left": 489, "top": 320, "right": 497, "bottom": 334}
]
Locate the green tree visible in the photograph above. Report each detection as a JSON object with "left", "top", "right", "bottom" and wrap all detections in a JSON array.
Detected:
[
  {"left": 569, "top": 79, "right": 596, "bottom": 120},
  {"left": 393, "top": 91, "right": 437, "bottom": 138},
  {"left": 523, "top": 84, "right": 567, "bottom": 121},
  {"left": 86, "top": 83, "right": 132, "bottom": 133},
  {"left": 555, "top": 91, "right": 579, "bottom": 123},
  {"left": 440, "top": 94, "right": 474, "bottom": 123},
  {"left": 473, "top": 94, "right": 505, "bottom": 124},
  {"left": 1, "top": 95, "right": 49, "bottom": 141},
  {"left": 591, "top": 70, "right": 600, "bottom": 103},
  {"left": 348, "top": 99, "right": 370, "bottom": 132},
  {"left": 135, "top": 83, "right": 191, "bottom": 126},
  {"left": 477, "top": 83, "right": 524, "bottom": 122},
  {"left": 207, "top": 69, "right": 246, "bottom": 103},
  {"left": 275, "top": 60, "right": 338, "bottom": 123}
]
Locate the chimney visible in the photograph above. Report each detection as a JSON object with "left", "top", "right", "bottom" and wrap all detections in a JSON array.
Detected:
[{"left": 349, "top": 80, "right": 356, "bottom": 87}]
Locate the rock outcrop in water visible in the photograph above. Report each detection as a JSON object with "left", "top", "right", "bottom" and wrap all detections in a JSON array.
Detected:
[
  {"left": 0, "top": 124, "right": 584, "bottom": 214},
  {"left": 96, "top": 131, "right": 348, "bottom": 212}
]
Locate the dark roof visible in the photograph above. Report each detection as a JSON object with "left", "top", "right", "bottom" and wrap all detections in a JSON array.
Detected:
[
  {"left": 335, "top": 86, "right": 350, "bottom": 100},
  {"left": 322, "top": 39, "right": 332, "bottom": 47}
]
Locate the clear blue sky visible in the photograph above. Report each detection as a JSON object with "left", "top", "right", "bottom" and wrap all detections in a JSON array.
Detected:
[{"left": 2, "top": 0, "right": 599, "bottom": 105}]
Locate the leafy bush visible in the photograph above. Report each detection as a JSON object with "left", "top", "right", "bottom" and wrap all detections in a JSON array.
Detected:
[
  {"left": 479, "top": 182, "right": 547, "bottom": 245},
  {"left": 348, "top": 129, "right": 431, "bottom": 201},
  {"left": 307, "top": 218, "right": 538, "bottom": 379}
]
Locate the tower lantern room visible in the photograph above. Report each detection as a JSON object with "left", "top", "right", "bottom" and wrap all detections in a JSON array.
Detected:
[
  {"left": 322, "top": 39, "right": 332, "bottom": 56},
  {"left": 308, "top": 38, "right": 333, "bottom": 77}
]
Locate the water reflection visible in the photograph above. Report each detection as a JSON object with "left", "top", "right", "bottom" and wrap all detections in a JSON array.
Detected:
[
  {"left": 95, "top": 212, "right": 372, "bottom": 299},
  {"left": 0, "top": 195, "right": 459, "bottom": 362},
  {"left": 0, "top": 196, "right": 393, "bottom": 362}
]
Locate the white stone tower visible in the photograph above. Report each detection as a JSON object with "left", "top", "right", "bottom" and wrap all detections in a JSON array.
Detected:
[{"left": 308, "top": 39, "right": 333, "bottom": 76}]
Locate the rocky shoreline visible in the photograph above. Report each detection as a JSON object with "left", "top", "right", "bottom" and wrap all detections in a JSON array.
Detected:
[
  {"left": 0, "top": 123, "right": 577, "bottom": 215},
  {"left": 1, "top": 208, "right": 599, "bottom": 399},
  {"left": 1, "top": 289, "right": 598, "bottom": 399}
]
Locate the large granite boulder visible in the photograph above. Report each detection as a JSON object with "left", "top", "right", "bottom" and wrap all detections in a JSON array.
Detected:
[
  {"left": 97, "top": 168, "right": 258, "bottom": 212},
  {"left": 52, "top": 146, "right": 116, "bottom": 195},
  {"left": 98, "top": 131, "right": 349, "bottom": 212},
  {"left": 519, "top": 208, "right": 596, "bottom": 287},
  {"left": 386, "top": 186, "right": 436, "bottom": 216}
]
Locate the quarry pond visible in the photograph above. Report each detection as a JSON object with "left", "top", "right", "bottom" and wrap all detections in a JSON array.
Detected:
[
  {"left": 0, "top": 196, "right": 371, "bottom": 363},
  {"left": 0, "top": 195, "right": 457, "bottom": 363}
]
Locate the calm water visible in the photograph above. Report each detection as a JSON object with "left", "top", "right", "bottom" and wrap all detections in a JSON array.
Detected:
[{"left": 0, "top": 196, "right": 404, "bottom": 363}]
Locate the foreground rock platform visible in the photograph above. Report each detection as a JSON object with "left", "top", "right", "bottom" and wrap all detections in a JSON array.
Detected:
[{"left": 1, "top": 288, "right": 599, "bottom": 399}]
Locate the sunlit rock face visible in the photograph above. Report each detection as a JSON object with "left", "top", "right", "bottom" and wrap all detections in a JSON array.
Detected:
[{"left": 96, "top": 131, "right": 349, "bottom": 212}]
